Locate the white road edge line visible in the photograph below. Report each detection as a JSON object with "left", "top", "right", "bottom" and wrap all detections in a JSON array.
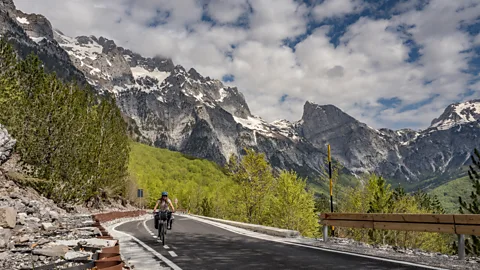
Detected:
[
  {"left": 164, "top": 245, "right": 170, "bottom": 249},
  {"left": 169, "top": 251, "right": 178, "bottom": 257},
  {"left": 181, "top": 214, "right": 447, "bottom": 270},
  {"left": 111, "top": 221, "right": 182, "bottom": 270}
]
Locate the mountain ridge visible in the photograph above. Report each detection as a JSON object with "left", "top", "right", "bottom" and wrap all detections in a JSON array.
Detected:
[{"left": 2, "top": 0, "right": 479, "bottom": 190}]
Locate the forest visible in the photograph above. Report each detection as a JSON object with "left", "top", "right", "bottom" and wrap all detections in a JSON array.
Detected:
[{"left": 0, "top": 39, "right": 130, "bottom": 205}]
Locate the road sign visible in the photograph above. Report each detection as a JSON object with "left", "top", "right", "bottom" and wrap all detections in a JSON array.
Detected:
[{"left": 137, "top": 189, "right": 143, "bottom": 198}]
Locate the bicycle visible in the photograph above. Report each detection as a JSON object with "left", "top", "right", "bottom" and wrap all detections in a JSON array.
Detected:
[{"left": 154, "top": 210, "right": 172, "bottom": 246}]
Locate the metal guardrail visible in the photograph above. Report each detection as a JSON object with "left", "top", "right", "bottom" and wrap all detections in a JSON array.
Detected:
[
  {"left": 319, "top": 213, "right": 480, "bottom": 260},
  {"left": 92, "top": 210, "right": 147, "bottom": 269}
]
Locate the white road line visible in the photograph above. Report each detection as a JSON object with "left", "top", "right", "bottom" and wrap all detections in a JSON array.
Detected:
[
  {"left": 181, "top": 215, "right": 447, "bottom": 270},
  {"left": 168, "top": 251, "right": 178, "bottom": 257},
  {"left": 144, "top": 219, "right": 158, "bottom": 240},
  {"left": 144, "top": 219, "right": 154, "bottom": 235},
  {"left": 164, "top": 245, "right": 170, "bottom": 249},
  {"left": 111, "top": 221, "right": 182, "bottom": 270}
]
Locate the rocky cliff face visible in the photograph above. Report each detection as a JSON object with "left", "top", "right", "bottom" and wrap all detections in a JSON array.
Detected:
[
  {"left": 297, "top": 102, "right": 402, "bottom": 175},
  {"left": 296, "top": 101, "right": 480, "bottom": 186},
  {"left": 0, "top": 0, "right": 87, "bottom": 85},
  {"left": 2, "top": 0, "right": 479, "bottom": 188}
]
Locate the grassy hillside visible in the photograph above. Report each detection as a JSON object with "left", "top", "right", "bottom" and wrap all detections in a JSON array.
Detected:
[
  {"left": 390, "top": 168, "right": 468, "bottom": 193},
  {"left": 128, "top": 141, "right": 236, "bottom": 210},
  {"left": 429, "top": 176, "right": 472, "bottom": 213},
  {"left": 128, "top": 142, "right": 320, "bottom": 236}
]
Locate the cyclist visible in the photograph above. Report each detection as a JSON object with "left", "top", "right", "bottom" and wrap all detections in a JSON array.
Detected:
[{"left": 153, "top": 191, "right": 175, "bottom": 230}]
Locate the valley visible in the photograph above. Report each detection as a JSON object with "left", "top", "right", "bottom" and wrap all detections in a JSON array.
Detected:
[{"left": 0, "top": 0, "right": 479, "bottom": 208}]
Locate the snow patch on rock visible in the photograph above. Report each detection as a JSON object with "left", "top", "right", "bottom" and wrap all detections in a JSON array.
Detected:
[
  {"left": 16, "top": 17, "right": 29, "bottom": 24},
  {"left": 131, "top": 66, "right": 170, "bottom": 83}
]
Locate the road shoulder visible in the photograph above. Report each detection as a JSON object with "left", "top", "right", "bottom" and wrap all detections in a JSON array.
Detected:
[{"left": 108, "top": 217, "right": 183, "bottom": 270}]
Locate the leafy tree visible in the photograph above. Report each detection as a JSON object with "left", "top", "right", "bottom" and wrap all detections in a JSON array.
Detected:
[
  {"left": 338, "top": 173, "right": 452, "bottom": 253},
  {"left": 458, "top": 148, "right": 480, "bottom": 255},
  {"left": 226, "top": 149, "right": 275, "bottom": 224},
  {"left": 269, "top": 170, "right": 318, "bottom": 236}
]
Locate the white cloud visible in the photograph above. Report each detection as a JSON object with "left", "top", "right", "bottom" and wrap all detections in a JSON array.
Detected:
[
  {"left": 248, "top": 0, "right": 309, "bottom": 45},
  {"left": 206, "top": 0, "right": 249, "bottom": 24},
  {"left": 12, "top": 0, "right": 480, "bottom": 130},
  {"left": 313, "top": 0, "right": 366, "bottom": 21}
]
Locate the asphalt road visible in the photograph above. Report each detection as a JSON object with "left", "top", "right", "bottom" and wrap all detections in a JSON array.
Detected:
[{"left": 115, "top": 216, "right": 433, "bottom": 270}]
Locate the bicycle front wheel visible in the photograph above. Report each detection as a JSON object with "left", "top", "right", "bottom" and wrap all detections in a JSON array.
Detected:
[{"left": 161, "top": 222, "right": 166, "bottom": 246}]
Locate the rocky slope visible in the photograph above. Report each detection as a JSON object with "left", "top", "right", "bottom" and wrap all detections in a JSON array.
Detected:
[
  {"left": 0, "top": 124, "right": 128, "bottom": 269},
  {"left": 0, "top": 123, "right": 146, "bottom": 270},
  {"left": 2, "top": 0, "right": 479, "bottom": 189}
]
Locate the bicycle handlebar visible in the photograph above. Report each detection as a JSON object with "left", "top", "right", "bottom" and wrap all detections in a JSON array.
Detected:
[{"left": 153, "top": 210, "right": 174, "bottom": 215}]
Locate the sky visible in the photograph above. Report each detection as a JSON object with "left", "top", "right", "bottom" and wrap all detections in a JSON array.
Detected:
[{"left": 13, "top": 0, "right": 480, "bottom": 130}]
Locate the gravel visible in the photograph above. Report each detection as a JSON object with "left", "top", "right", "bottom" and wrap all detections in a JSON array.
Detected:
[{"left": 0, "top": 167, "right": 138, "bottom": 269}]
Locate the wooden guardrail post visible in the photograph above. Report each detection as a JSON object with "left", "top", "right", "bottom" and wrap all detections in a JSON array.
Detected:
[{"left": 458, "top": 234, "right": 465, "bottom": 260}]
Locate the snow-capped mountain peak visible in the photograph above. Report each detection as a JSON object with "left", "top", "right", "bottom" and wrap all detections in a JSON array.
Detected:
[{"left": 430, "top": 99, "right": 480, "bottom": 130}]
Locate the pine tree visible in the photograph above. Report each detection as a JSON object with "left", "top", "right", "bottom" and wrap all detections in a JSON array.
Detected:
[
  {"left": 367, "top": 175, "right": 394, "bottom": 214},
  {"left": 414, "top": 190, "right": 445, "bottom": 214},
  {"left": 0, "top": 38, "right": 20, "bottom": 126},
  {"left": 458, "top": 148, "right": 480, "bottom": 255},
  {"left": 366, "top": 175, "right": 394, "bottom": 244},
  {"left": 0, "top": 40, "right": 130, "bottom": 205}
]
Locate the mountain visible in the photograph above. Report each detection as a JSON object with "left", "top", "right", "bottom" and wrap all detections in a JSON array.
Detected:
[
  {"left": 2, "top": 0, "right": 479, "bottom": 191},
  {"left": 0, "top": 0, "right": 87, "bottom": 85},
  {"left": 297, "top": 101, "right": 479, "bottom": 189}
]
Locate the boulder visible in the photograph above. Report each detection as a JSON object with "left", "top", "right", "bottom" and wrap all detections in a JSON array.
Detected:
[
  {"left": 64, "top": 251, "right": 91, "bottom": 260},
  {"left": 18, "top": 235, "right": 29, "bottom": 243},
  {"left": 17, "top": 212, "right": 27, "bottom": 225},
  {"left": 0, "top": 125, "right": 15, "bottom": 165},
  {"left": 32, "top": 245, "right": 69, "bottom": 257},
  {"left": 0, "top": 207, "right": 16, "bottom": 228},
  {"left": 0, "top": 228, "right": 11, "bottom": 249},
  {"left": 41, "top": 223, "right": 55, "bottom": 231},
  {"left": 49, "top": 211, "right": 59, "bottom": 221}
]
